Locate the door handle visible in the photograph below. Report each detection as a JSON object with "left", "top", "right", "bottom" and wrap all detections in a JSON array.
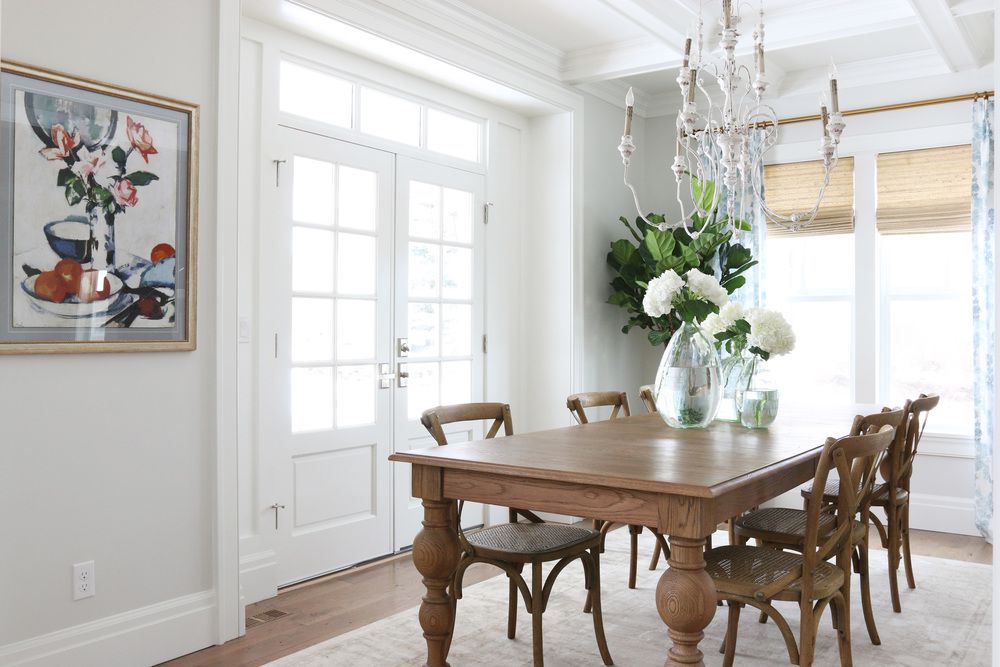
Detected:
[
  {"left": 270, "top": 503, "right": 286, "bottom": 530},
  {"left": 398, "top": 363, "right": 409, "bottom": 387}
]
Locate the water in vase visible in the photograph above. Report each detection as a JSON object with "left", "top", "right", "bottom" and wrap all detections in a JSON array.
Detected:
[{"left": 657, "top": 365, "right": 721, "bottom": 428}]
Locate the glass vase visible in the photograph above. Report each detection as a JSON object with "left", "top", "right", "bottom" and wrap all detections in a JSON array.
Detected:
[
  {"left": 736, "top": 357, "right": 779, "bottom": 429},
  {"left": 653, "top": 321, "right": 722, "bottom": 428},
  {"left": 716, "top": 350, "right": 749, "bottom": 422}
]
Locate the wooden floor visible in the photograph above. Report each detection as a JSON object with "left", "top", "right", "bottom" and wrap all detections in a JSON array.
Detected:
[{"left": 163, "top": 528, "right": 990, "bottom": 667}]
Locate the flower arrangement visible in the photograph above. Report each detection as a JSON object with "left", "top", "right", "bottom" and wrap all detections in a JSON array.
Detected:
[
  {"left": 43, "top": 116, "right": 159, "bottom": 218},
  {"left": 703, "top": 304, "right": 796, "bottom": 362},
  {"left": 642, "top": 268, "right": 730, "bottom": 323},
  {"left": 606, "top": 180, "right": 757, "bottom": 346}
]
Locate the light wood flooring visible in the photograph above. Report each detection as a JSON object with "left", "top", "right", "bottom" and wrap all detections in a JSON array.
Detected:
[{"left": 162, "top": 528, "right": 991, "bottom": 667}]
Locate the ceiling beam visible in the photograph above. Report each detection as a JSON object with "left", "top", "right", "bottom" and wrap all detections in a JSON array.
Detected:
[
  {"left": 593, "top": 0, "right": 695, "bottom": 48},
  {"left": 950, "top": 0, "right": 995, "bottom": 17},
  {"left": 905, "top": 0, "right": 980, "bottom": 71}
]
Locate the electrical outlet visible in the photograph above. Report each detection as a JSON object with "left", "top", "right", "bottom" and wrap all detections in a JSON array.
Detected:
[{"left": 73, "top": 561, "right": 95, "bottom": 600}]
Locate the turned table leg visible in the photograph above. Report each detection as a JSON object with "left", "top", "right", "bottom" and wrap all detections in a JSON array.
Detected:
[
  {"left": 656, "top": 536, "right": 717, "bottom": 666},
  {"left": 413, "top": 499, "right": 461, "bottom": 667}
]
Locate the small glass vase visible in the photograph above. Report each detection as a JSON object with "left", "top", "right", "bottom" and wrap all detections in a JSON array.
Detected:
[
  {"left": 653, "top": 321, "right": 722, "bottom": 428},
  {"left": 736, "top": 357, "right": 779, "bottom": 429},
  {"left": 716, "top": 350, "right": 749, "bottom": 422}
]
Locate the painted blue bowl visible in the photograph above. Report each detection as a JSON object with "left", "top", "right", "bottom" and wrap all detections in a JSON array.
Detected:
[{"left": 43, "top": 217, "right": 93, "bottom": 262}]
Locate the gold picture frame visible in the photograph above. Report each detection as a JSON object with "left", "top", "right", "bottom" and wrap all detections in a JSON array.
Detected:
[{"left": 0, "top": 60, "right": 198, "bottom": 354}]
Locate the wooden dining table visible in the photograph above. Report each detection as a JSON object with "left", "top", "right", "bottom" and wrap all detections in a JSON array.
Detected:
[{"left": 390, "top": 405, "right": 874, "bottom": 666}]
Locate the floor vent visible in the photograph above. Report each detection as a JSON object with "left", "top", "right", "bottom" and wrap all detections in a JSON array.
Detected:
[{"left": 246, "top": 608, "right": 290, "bottom": 629}]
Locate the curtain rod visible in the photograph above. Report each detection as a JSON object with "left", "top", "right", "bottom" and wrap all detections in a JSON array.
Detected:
[{"left": 759, "top": 91, "right": 995, "bottom": 128}]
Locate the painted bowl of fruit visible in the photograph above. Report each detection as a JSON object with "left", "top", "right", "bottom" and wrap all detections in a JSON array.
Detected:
[
  {"left": 21, "top": 259, "right": 127, "bottom": 319},
  {"left": 43, "top": 217, "right": 93, "bottom": 263}
]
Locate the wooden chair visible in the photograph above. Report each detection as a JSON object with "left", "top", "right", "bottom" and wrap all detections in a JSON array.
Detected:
[
  {"left": 420, "top": 403, "right": 613, "bottom": 667},
  {"left": 566, "top": 392, "right": 669, "bottom": 594},
  {"left": 708, "top": 425, "right": 895, "bottom": 667},
  {"left": 638, "top": 384, "right": 657, "bottom": 414},
  {"left": 733, "top": 407, "right": 907, "bottom": 646},
  {"left": 800, "top": 393, "right": 939, "bottom": 613}
]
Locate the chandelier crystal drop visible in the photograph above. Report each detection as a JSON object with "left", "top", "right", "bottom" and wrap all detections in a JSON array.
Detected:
[{"left": 618, "top": 0, "right": 845, "bottom": 237}]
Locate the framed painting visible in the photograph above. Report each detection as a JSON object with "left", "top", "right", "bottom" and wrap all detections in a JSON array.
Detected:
[{"left": 0, "top": 60, "right": 198, "bottom": 354}]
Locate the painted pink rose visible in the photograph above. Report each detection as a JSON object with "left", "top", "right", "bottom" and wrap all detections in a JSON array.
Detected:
[
  {"left": 126, "top": 116, "right": 158, "bottom": 163},
  {"left": 74, "top": 146, "right": 106, "bottom": 180},
  {"left": 39, "top": 124, "right": 81, "bottom": 161},
  {"left": 112, "top": 178, "right": 138, "bottom": 207}
]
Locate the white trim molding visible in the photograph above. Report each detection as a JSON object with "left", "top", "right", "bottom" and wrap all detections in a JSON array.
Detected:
[{"left": 0, "top": 592, "right": 216, "bottom": 667}]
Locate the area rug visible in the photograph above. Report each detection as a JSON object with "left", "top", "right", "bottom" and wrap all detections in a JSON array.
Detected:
[{"left": 268, "top": 531, "right": 991, "bottom": 666}]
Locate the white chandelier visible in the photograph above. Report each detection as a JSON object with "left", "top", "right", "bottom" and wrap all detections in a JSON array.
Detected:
[{"left": 618, "top": 0, "right": 845, "bottom": 236}]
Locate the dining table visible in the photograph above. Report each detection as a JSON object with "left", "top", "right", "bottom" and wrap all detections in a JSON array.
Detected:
[{"left": 389, "top": 405, "right": 876, "bottom": 666}]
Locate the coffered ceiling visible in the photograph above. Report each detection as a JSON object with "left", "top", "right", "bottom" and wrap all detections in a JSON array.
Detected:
[{"left": 246, "top": 0, "right": 995, "bottom": 115}]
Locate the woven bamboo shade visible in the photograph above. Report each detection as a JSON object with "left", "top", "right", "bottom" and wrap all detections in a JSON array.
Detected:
[
  {"left": 876, "top": 145, "right": 972, "bottom": 234},
  {"left": 763, "top": 157, "right": 855, "bottom": 237}
]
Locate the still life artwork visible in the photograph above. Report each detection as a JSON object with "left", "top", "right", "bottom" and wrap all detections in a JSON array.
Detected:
[{"left": 0, "top": 61, "right": 198, "bottom": 353}]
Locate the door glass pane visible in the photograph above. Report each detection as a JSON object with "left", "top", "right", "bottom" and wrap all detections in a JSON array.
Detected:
[
  {"left": 337, "top": 365, "right": 376, "bottom": 427},
  {"left": 292, "top": 156, "right": 335, "bottom": 225},
  {"left": 408, "top": 243, "right": 440, "bottom": 297},
  {"left": 408, "top": 302, "right": 439, "bottom": 357},
  {"left": 338, "top": 166, "right": 377, "bottom": 231},
  {"left": 409, "top": 181, "right": 441, "bottom": 239},
  {"left": 441, "top": 304, "right": 471, "bottom": 356},
  {"left": 442, "top": 188, "right": 473, "bottom": 243},
  {"left": 441, "top": 360, "right": 472, "bottom": 405},
  {"left": 337, "top": 233, "right": 376, "bottom": 295},
  {"left": 291, "top": 367, "right": 334, "bottom": 432},
  {"left": 442, "top": 246, "right": 472, "bottom": 299},
  {"left": 292, "top": 227, "right": 334, "bottom": 293},
  {"left": 292, "top": 297, "right": 333, "bottom": 363},
  {"left": 336, "top": 299, "right": 376, "bottom": 361},
  {"left": 407, "top": 362, "right": 440, "bottom": 419},
  {"left": 279, "top": 61, "right": 353, "bottom": 128},
  {"left": 359, "top": 87, "right": 420, "bottom": 146},
  {"left": 426, "top": 109, "right": 481, "bottom": 162}
]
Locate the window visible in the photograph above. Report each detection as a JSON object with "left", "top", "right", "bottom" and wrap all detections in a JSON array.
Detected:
[
  {"left": 279, "top": 60, "right": 353, "bottom": 128},
  {"left": 359, "top": 87, "right": 421, "bottom": 146},
  {"left": 426, "top": 108, "right": 481, "bottom": 162},
  {"left": 765, "top": 234, "right": 854, "bottom": 405}
]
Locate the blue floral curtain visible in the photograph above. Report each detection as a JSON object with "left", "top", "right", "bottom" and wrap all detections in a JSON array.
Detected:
[{"left": 972, "top": 97, "right": 994, "bottom": 542}]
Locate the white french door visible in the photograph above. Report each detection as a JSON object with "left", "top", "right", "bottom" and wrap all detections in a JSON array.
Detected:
[
  {"left": 261, "top": 130, "right": 486, "bottom": 585},
  {"left": 392, "top": 157, "right": 486, "bottom": 548}
]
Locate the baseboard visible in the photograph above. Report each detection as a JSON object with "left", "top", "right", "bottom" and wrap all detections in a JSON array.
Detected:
[
  {"left": 0, "top": 590, "right": 216, "bottom": 667},
  {"left": 907, "top": 492, "right": 978, "bottom": 536},
  {"left": 240, "top": 548, "right": 278, "bottom": 606}
]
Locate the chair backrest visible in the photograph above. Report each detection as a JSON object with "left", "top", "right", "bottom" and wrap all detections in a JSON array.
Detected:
[
  {"left": 848, "top": 406, "right": 907, "bottom": 494},
  {"left": 566, "top": 391, "right": 631, "bottom": 424},
  {"left": 790, "top": 426, "right": 895, "bottom": 601},
  {"left": 420, "top": 402, "right": 513, "bottom": 446},
  {"left": 639, "top": 385, "right": 656, "bottom": 414},
  {"left": 896, "top": 393, "right": 940, "bottom": 490}
]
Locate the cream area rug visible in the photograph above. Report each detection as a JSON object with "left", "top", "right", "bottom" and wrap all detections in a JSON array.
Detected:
[{"left": 268, "top": 530, "right": 992, "bottom": 666}]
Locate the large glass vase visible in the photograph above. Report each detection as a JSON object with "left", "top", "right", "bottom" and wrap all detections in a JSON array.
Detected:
[{"left": 653, "top": 321, "right": 722, "bottom": 428}]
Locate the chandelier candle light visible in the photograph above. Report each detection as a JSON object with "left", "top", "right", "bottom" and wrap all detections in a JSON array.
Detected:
[{"left": 618, "top": 1, "right": 846, "bottom": 236}]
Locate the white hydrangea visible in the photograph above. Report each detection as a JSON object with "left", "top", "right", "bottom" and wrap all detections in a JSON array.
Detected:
[
  {"left": 718, "top": 301, "right": 745, "bottom": 327},
  {"left": 700, "top": 312, "right": 726, "bottom": 338},
  {"left": 684, "top": 269, "right": 729, "bottom": 307},
  {"left": 746, "top": 308, "right": 796, "bottom": 356},
  {"left": 642, "top": 269, "right": 684, "bottom": 318}
]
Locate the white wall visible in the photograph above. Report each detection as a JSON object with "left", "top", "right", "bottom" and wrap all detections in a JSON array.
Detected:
[
  {"left": 580, "top": 93, "right": 661, "bottom": 412},
  {"left": 0, "top": 1, "right": 221, "bottom": 664}
]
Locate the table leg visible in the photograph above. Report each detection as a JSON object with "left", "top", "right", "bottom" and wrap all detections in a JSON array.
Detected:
[
  {"left": 413, "top": 499, "right": 461, "bottom": 667},
  {"left": 656, "top": 536, "right": 717, "bottom": 666}
]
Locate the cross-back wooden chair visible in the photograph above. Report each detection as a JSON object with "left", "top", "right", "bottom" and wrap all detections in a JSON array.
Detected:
[
  {"left": 420, "top": 403, "right": 613, "bottom": 667},
  {"left": 800, "top": 393, "right": 939, "bottom": 613},
  {"left": 565, "top": 391, "right": 670, "bottom": 597},
  {"left": 733, "top": 407, "right": 907, "bottom": 647},
  {"left": 709, "top": 425, "right": 895, "bottom": 667},
  {"left": 638, "top": 385, "right": 657, "bottom": 414}
]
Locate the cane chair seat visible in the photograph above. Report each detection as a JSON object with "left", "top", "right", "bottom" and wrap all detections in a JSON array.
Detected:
[
  {"left": 734, "top": 507, "right": 867, "bottom": 546},
  {"left": 706, "top": 545, "right": 845, "bottom": 601},
  {"left": 800, "top": 479, "right": 909, "bottom": 506},
  {"left": 466, "top": 523, "right": 600, "bottom": 561}
]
